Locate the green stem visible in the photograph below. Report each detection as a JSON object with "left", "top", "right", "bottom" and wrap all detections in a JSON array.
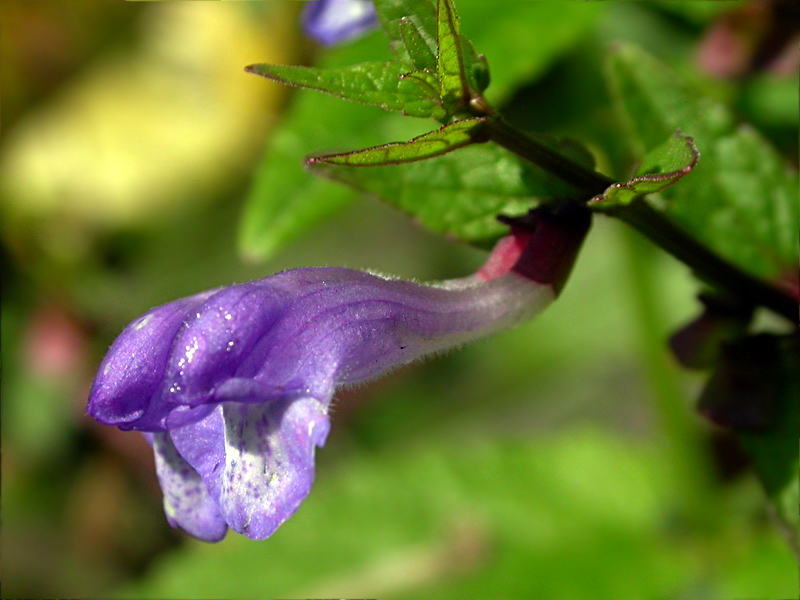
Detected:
[
  {"left": 484, "top": 117, "right": 797, "bottom": 323},
  {"left": 485, "top": 118, "right": 611, "bottom": 195}
]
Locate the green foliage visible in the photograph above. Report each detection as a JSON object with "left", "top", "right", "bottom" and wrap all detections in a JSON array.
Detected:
[
  {"left": 592, "top": 132, "right": 699, "bottom": 207},
  {"left": 435, "top": 0, "right": 487, "bottom": 113},
  {"left": 606, "top": 45, "right": 798, "bottom": 550},
  {"left": 310, "top": 139, "right": 587, "bottom": 247},
  {"left": 605, "top": 44, "right": 799, "bottom": 285},
  {"left": 374, "top": 0, "right": 437, "bottom": 65},
  {"left": 238, "top": 34, "right": 404, "bottom": 262},
  {"left": 116, "top": 428, "right": 798, "bottom": 599},
  {"left": 240, "top": 0, "right": 600, "bottom": 262},
  {"left": 6, "top": 1, "right": 799, "bottom": 597},
  {"left": 398, "top": 15, "right": 437, "bottom": 71},
  {"left": 247, "top": 0, "right": 486, "bottom": 123},
  {"left": 245, "top": 62, "right": 446, "bottom": 120},
  {"left": 242, "top": 0, "right": 606, "bottom": 255},
  {"left": 436, "top": 0, "right": 467, "bottom": 105},
  {"left": 309, "top": 118, "right": 486, "bottom": 166}
]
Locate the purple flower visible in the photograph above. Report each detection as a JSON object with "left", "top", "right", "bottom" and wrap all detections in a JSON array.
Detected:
[
  {"left": 88, "top": 207, "right": 590, "bottom": 542},
  {"left": 303, "top": 0, "right": 378, "bottom": 46}
]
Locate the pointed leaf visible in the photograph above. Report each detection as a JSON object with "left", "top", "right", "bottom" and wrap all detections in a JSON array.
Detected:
[
  {"left": 240, "top": 3, "right": 600, "bottom": 262},
  {"left": 399, "top": 16, "right": 437, "bottom": 71},
  {"left": 239, "top": 34, "right": 432, "bottom": 262},
  {"left": 373, "top": 0, "right": 598, "bottom": 106},
  {"left": 245, "top": 62, "right": 445, "bottom": 119},
  {"left": 592, "top": 132, "right": 700, "bottom": 208},
  {"left": 449, "top": 8, "right": 489, "bottom": 97},
  {"left": 437, "top": 0, "right": 469, "bottom": 107},
  {"left": 379, "top": 0, "right": 490, "bottom": 113},
  {"left": 605, "top": 44, "right": 799, "bottom": 287},
  {"left": 373, "top": 0, "right": 437, "bottom": 63},
  {"left": 309, "top": 141, "right": 588, "bottom": 246},
  {"left": 308, "top": 118, "right": 486, "bottom": 167}
]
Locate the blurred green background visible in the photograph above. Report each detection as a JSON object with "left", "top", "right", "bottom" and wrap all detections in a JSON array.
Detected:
[{"left": 2, "top": 1, "right": 797, "bottom": 598}]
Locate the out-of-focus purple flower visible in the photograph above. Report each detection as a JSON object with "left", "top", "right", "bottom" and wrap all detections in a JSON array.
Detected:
[
  {"left": 88, "top": 207, "right": 590, "bottom": 542},
  {"left": 303, "top": 0, "right": 378, "bottom": 46}
]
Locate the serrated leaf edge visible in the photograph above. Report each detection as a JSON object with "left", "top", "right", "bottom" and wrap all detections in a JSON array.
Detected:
[
  {"left": 590, "top": 131, "right": 700, "bottom": 206},
  {"left": 306, "top": 118, "right": 488, "bottom": 168}
]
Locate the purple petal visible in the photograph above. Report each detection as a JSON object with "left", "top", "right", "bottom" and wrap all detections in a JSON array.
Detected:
[
  {"left": 244, "top": 268, "right": 552, "bottom": 389},
  {"left": 171, "top": 398, "right": 330, "bottom": 540},
  {"left": 303, "top": 0, "right": 378, "bottom": 46},
  {"left": 150, "top": 430, "right": 228, "bottom": 542},
  {"left": 166, "top": 406, "right": 225, "bottom": 504},
  {"left": 156, "top": 283, "right": 290, "bottom": 408},
  {"left": 92, "top": 267, "right": 551, "bottom": 434},
  {"left": 88, "top": 290, "right": 216, "bottom": 431}
]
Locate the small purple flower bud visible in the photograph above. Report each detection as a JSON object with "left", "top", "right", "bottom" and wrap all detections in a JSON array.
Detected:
[
  {"left": 303, "top": 0, "right": 378, "bottom": 46},
  {"left": 87, "top": 207, "right": 590, "bottom": 542}
]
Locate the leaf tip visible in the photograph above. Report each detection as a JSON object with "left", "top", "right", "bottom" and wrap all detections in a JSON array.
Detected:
[{"left": 244, "top": 64, "right": 273, "bottom": 80}]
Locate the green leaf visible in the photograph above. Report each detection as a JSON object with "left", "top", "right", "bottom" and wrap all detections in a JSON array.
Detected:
[
  {"left": 436, "top": 0, "right": 469, "bottom": 106},
  {"left": 238, "top": 120, "right": 355, "bottom": 263},
  {"left": 374, "top": 0, "right": 437, "bottom": 64},
  {"left": 606, "top": 43, "right": 799, "bottom": 286},
  {"left": 434, "top": 0, "right": 491, "bottom": 112},
  {"left": 592, "top": 131, "right": 699, "bottom": 207},
  {"left": 308, "top": 118, "right": 486, "bottom": 167},
  {"left": 399, "top": 15, "right": 437, "bottom": 71},
  {"left": 240, "top": 3, "right": 601, "bottom": 262},
  {"left": 239, "top": 33, "right": 431, "bottom": 262},
  {"left": 378, "top": 0, "right": 593, "bottom": 105},
  {"left": 308, "top": 140, "right": 587, "bottom": 247},
  {"left": 245, "top": 62, "right": 445, "bottom": 120}
]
